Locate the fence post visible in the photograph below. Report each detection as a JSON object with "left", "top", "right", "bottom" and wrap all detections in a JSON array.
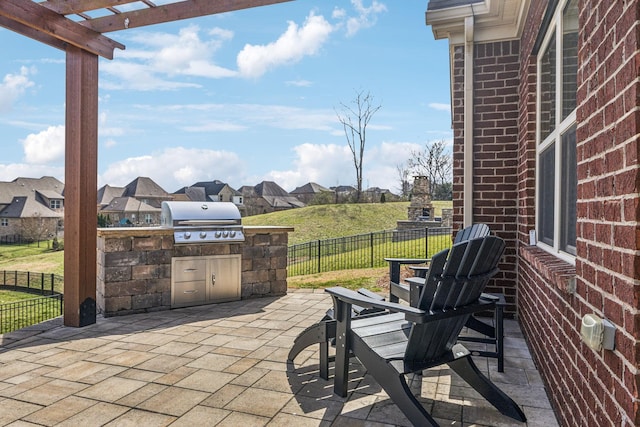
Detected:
[
  {"left": 41, "top": 273, "right": 44, "bottom": 293},
  {"left": 370, "top": 232, "right": 374, "bottom": 268},
  {"left": 14, "top": 271, "right": 18, "bottom": 290},
  {"left": 51, "top": 274, "right": 55, "bottom": 295},
  {"left": 316, "top": 240, "right": 321, "bottom": 274},
  {"left": 425, "top": 227, "right": 429, "bottom": 258}
]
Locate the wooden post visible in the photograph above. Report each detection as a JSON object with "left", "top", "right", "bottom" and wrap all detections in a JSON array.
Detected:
[{"left": 64, "top": 46, "right": 98, "bottom": 327}]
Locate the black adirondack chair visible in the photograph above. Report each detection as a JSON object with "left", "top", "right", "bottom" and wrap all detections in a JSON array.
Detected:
[
  {"left": 324, "top": 236, "right": 526, "bottom": 426},
  {"left": 391, "top": 222, "right": 506, "bottom": 371},
  {"left": 288, "top": 223, "right": 502, "bottom": 379}
]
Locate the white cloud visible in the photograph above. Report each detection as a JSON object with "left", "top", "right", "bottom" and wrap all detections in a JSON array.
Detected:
[
  {"left": 138, "top": 102, "right": 337, "bottom": 133},
  {"left": 21, "top": 125, "right": 65, "bottom": 164},
  {"left": 339, "top": 0, "right": 387, "bottom": 37},
  {"left": 99, "top": 147, "right": 245, "bottom": 191},
  {"left": 429, "top": 102, "right": 451, "bottom": 112},
  {"left": 181, "top": 121, "right": 247, "bottom": 132},
  {"left": 286, "top": 80, "right": 313, "bottom": 87},
  {"left": 0, "top": 67, "right": 35, "bottom": 112},
  {"left": 237, "top": 13, "right": 333, "bottom": 78},
  {"left": 101, "top": 25, "right": 236, "bottom": 90}
]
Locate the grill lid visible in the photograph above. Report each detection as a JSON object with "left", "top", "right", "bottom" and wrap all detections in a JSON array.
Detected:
[{"left": 161, "top": 201, "right": 244, "bottom": 244}]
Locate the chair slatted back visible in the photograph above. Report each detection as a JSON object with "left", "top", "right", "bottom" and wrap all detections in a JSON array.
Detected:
[
  {"left": 404, "top": 236, "right": 505, "bottom": 364},
  {"left": 453, "top": 223, "right": 491, "bottom": 244}
]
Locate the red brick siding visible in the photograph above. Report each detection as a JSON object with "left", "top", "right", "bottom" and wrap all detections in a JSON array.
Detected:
[
  {"left": 514, "top": 0, "right": 640, "bottom": 426},
  {"left": 451, "top": 40, "right": 520, "bottom": 316},
  {"left": 452, "top": 46, "right": 465, "bottom": 228}
]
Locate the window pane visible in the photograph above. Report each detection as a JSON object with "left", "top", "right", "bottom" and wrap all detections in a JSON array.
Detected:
[
  {"left": 561, "top": 125, "right": 577, "bottom": 254},
  {"left": 539, "top": 144, "right": 556, "bottom": 245},
  {"left": 540, "top": 32, "right": 556, "bottom": 140},
  {"left": 562, "top": 0, "right": 578, "bottom": 119}
]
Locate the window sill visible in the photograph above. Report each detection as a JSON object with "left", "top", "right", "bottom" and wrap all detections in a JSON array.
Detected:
[{"left": 520, "top": 245, "right": 576, "bottom": 294}]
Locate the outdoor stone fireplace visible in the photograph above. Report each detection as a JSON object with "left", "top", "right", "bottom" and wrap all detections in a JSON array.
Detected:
[{"left": 96, "top": 225, "right": 292, "bottom": 316}]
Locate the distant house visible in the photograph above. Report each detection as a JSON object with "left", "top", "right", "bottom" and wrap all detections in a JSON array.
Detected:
[
  {"left": 330, "top": 185, "right": 357, "bottom": 203},
  {"left": 97, "top": 177, "right": 172, "bottom": 226},
  {"left": 290, "top": 182, "right": 334, "bottom": 204},
  {"left": 0, "top": 176, "right": 64, "bottom": 241},
  {"left": 174, "top": 180, "right": 243, "bottom": 205},
  {"left": 120, "top": 177, "right": 173, "bottom": 208},
  {"left": 97, "top": 184, "right": 126, "bottom": 209},
  {"left": 240, "top": 181, "right": 305, "bottom": 216},
  {"left": 362, "top": 187, "right": 397, "bottom": 203},
  {"left": 99, "top": 197, "right": 159, "bottom": 226}
]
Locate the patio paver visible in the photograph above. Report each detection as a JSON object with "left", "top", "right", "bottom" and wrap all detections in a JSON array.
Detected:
[{"left": 0, "top": 289, "right": 558, "bottom": 426}]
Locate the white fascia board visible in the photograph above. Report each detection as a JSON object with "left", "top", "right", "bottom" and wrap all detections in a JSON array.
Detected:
[{"left": 427, "top": 0, "right": 530, "bottom": 44}]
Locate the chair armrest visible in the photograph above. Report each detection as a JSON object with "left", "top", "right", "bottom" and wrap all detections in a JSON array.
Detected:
[
  {"left": 390, "top": 282, "right": 410, "bottom": 302},
  {"left": 325, "top": 287, "right": 498, "bottom": 324},
  {"left": 325, "top": 287, "right": 426, "bottom": 322}
]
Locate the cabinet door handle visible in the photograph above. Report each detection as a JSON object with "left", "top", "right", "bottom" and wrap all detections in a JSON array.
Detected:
[
  {"left": 183, "top": 289, "right": 198, "bottom": 294},
  {"left": 211, "top": 273, "right": 216, "bottom": 286}
]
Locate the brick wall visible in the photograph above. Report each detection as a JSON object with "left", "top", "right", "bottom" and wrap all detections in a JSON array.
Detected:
[
  {"left": 451, "top": 40, "right": 521, "bottom": 316},
  {"left": 515, "top": 1, "right": 640, "bottom": 426}
]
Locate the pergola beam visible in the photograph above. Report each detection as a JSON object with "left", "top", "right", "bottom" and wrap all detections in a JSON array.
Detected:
[
  {"left": 0, "top": 0, "right": 123, "bottom": 59},
  {"left": 42, "top": 0, "right": 140, "bottom": 15},
  {"left": 0, "top": 15, "right": 69, "bottom": 51},
  {"left": 81, "top": 0, "right": 294, "bottom": 33}
]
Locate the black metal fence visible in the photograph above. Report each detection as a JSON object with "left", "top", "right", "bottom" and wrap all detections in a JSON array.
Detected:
[
  {"left": 0, "top": 271, "right": 64, "bottom": 334},
  {"left": 287, "top": 227, "right": 453, "bottom": 276},
  {"left": 0, "top": 271, "right": 63, "bottom": 295},
  {"left": 0, "top": 294, "right": 63, "bottom": 334},
  {"left": 0, "top": 235, "right": 48, "bottom": 245}
]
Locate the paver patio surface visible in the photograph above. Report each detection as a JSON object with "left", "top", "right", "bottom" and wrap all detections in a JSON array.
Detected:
[{"left": 0, "top": 289, "right": 558, "bottom": 426}]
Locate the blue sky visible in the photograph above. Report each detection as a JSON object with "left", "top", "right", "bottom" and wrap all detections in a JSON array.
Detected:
[{"left": 0, "top": 0, "right": 452, "bottom": 194}]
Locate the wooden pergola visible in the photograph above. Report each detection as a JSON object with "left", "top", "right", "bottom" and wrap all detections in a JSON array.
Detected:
[{"left": 0, "top": 0, "right": 292, "bottom": 327}]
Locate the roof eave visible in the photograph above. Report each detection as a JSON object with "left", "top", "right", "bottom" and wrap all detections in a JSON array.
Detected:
[{"left": 426, "top": 0, "right": 531, "bottom": 44}]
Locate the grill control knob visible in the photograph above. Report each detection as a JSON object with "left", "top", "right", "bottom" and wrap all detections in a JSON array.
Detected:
[
  {"left": 184, "top": 232, "right": 191, "bottom": 240},
  {"left": 199, "top": 231, "right": 207, "bottom": 239},
  {"left": 215, "top": 231, "right": 222, "bottom": 238},
  {"left": 230, "top": 231, "right": 236, "bottom": 238},
  {"left": 222, "top": 231, "right": 229, "bottom": 238}
]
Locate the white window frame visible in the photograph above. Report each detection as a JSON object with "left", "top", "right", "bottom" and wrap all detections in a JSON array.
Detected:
[
  {"left": 50, "top": 199, "right": 62, "bottom": 209},
  {"left": 536, "top": 0, "right": 577, "bottom": 264},
  {"left": 0, "top": 218, "right": 8, "bottom": 226},
  {"left": 144, "top": 213, "right": 152, "bottom": 224}
]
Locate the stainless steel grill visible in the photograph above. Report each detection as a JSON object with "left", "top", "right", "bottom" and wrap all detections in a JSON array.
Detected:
[{"left": 161, "top": 201, "right": 245, "bottom": 244}]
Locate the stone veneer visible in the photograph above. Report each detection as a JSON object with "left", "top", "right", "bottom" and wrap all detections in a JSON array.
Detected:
[{"left": 96, "top": 226, "right": 292, "bottom": 317}]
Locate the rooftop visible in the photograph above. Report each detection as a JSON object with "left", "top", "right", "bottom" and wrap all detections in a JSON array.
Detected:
[{"left": 0, "top": 290, "right": 557, "bottom": 426}]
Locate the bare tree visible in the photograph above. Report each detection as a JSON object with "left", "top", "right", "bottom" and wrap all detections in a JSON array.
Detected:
[
  {"left": 396, "top": 162, "right": 412, "bottom": 199},
  {"left": 407, "top": 140, "right": 452, "bottom": 200},
  {"left": 336, "top": 90, "right": 381, "bottom": 202},
  {"left": 21, "top": 213, "right": 52, "bottom": 246}
]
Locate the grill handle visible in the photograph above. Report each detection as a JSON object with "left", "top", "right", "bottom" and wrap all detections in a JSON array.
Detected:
[
  {"left": 183, "top": 290, "right": 198, "bottom": 294},
  {"left": 177, "top": 219, "right": 239, "bottom": 226}
]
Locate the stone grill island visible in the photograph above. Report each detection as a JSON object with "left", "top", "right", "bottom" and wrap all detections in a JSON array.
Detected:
[{"left": 96, "top": 225, "right": 292, "bottom": 317}]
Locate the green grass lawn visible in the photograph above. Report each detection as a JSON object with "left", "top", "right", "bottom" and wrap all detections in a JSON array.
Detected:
[
  {"left": 243, "top": 201, "right": 451, "bottom": 245},
  {"left": 0, "top": 247, "right": 64, "bottom": 278}
]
